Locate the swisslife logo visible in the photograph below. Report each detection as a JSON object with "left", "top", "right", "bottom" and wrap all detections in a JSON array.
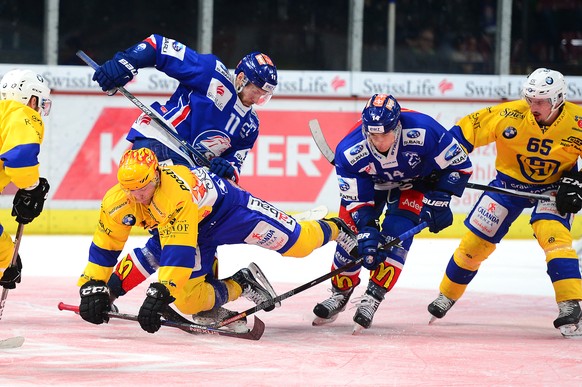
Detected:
[{"left": 54, "top": 107, "right": 359, "bottom": 202}]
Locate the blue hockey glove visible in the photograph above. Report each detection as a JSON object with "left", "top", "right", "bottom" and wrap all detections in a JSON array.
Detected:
[
  {"left": 420, "top": 191, "right": 453, "bottom": 233},
  {"left": 556, "top": 170, "right": 582, "bottom": 215},
  {"left": 210, "top": 157, "right": 235, "bottom": 180},
  {"left": 138, "top": 282, "right": 175, "bottom": 334},
  {"left": 93, "top": 52, "right": 138, "bottom": 93},
  {"left": 357, "top": 226, "right": 387, "bottom": 270}
]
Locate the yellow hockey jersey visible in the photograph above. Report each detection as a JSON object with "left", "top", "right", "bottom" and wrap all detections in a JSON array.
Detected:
[
  {"left": 79, "top": 164, "right": 220, "bottom": 296},
  {"left": 0, "top": 99, "right": 45, "bottom": 190},
  {"left": 452, "top": 100, "right": 582, "bottom": 185}
]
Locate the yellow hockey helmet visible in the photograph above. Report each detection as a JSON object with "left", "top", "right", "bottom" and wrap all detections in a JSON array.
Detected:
[{"left": 117, "top": 148, "right": 159, "bottom": 190}]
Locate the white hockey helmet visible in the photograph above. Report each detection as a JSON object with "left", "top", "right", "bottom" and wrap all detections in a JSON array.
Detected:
[
  {"left": 522, "top": 68, "right": 566, "bottom": 115},
  {"left": 0, "top": 69, "right": 52, "bottom": 116}
]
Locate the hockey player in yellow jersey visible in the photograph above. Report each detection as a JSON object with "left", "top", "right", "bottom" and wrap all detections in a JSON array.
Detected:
[
  {"left": 0, "top": 70, "right": 51, "bottom": 290},
  {"left": 78, "top": 148, "right": 353, "bottom": 334},
  {"left": 427, "top": 68, "right": 582, "bottom": 337}
]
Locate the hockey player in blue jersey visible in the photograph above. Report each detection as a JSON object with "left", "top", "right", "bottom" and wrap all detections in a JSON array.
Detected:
[
  {"left": 90, "top": 34, "right": 278, "bottom": 330},
  {"left": 312, "top": 94, "right": 473, "bottom": 331}
]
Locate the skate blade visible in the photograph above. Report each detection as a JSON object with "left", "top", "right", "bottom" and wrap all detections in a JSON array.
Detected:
[
  {"left": 352, "top": 323, "right": 366, "bottom": 335},
  {"left": 247, "top": 262, "right": 281, "bottom": 308},
  {"left": 294, "top": 205, "right": 329, "bottom": 221},
  {"left": 312, "top": 314, "right": 339, "bottom": 326},
  {"left": 559, "top": 323, "right": 582, "bottom": 338},
  {"left": 428, "top": 315, "right": 439, "bottom": 325}
]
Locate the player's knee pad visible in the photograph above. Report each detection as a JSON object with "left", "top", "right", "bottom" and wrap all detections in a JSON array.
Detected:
[
  {"left": 282, "top": 220, "right": 326, "bottom": 258},
  {"left": 368, "top": 246, "right": 408, "bottom": 291},
  {"left": 107, "top": 247, "right": 156, "bottom": 298},
  {"left": 173, "top": 276, "right": 216, "bottom": 315},
  {"left": 532, "top": 220, "right": 577, "bottom": 260},
  {"left": 454, "top": 231, "right": 496, "bottom": 271}
]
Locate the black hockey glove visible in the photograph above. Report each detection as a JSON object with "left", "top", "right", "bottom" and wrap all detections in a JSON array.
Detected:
[
  {"left": 0, "top": 254, "right": 22, "bottom": 289},
  {"left": 420, "top": 191, "right": 453, "bottom": 233},
  {"left": 79, "top": 280, "right": 111, "bottom": 325},
  {"left": 209, "top": 157, "right": 235, "bottom": 180},
  {"left": 138, "top": 283, "right": 175, "bottom": 334},
  {"left": 357, "top": 226, "right": 388, "bottom": 270},
  {"left": 12, "top": 177, "right": 50, "bottom": 225},
  {"left": 556, "top": 170, "right": 582, "bottom": 215}
]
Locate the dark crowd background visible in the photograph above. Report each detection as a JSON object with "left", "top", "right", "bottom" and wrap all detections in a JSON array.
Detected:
[{"left": 2, "top": 0, "right": 581, "bottom": 75}]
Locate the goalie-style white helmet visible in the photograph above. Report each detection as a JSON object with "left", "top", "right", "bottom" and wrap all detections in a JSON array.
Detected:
[
  {"left": 522, "top": 68, "right": 566, "bottom": 115},
  {"left": 0, "top": 69, "right": 52, "bottom": 116}
]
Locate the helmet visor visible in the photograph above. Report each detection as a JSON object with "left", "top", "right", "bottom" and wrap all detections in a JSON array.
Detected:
[{"left": 40, "top": 97, "right": 52, "bottom": 116}]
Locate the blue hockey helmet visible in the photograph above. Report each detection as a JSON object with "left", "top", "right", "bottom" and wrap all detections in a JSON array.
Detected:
[
  {"left": 235, "top": 52, "right": 278, "bottom": 105},
  {"left": 362, "top": 94, "right": 401, "bottom": 134}
]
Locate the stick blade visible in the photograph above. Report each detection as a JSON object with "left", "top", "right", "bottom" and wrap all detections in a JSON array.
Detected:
[{"left": 0, "top": 336, "right": 24, "bottom": 349}]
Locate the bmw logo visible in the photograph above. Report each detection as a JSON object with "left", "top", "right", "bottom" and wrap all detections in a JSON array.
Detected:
[
  {"left": 122, "top": 214, "right": 137, "bottom": 226},
  {"left": 503, "top": 127, "right": 517, "bottom": 139}
]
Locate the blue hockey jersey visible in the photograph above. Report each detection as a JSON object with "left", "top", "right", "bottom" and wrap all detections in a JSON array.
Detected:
[
  {"left": 126, "top": 34, "right": 259, "bottom": 177},
  {"left": 335, "top": 109, "right": 473, "bottom": 213}
]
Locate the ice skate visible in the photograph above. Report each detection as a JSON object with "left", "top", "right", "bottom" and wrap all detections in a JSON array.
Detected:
[
  {"left": 554, "top": 300, "right": 582, "bottom": 337},
  {"left": 192, "top": 307, "right": 249, "bottom": 333},
  {"left": 427, "top": 292, "right": 456, "bottom": 324},
  {"left": 312, "top": 286, "right": 355, "bottom": 326},
  {"left": 325, "top": 217, "right": 358, "bottom": 256},
  {"left": 232, "top": 264, "right": 277, "bottom": 311},
  {"left": 352, "top": 282, "right": 386, "bottom": 333},
  {"left": 247, "top": 262, "right": 280, "bottom": 308}
]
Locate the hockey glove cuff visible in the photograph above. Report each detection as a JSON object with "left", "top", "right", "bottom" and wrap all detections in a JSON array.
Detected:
[
  {"left": 12, "top": 177, "right": 50, "bottom": 225},
  {"left": 357, "top": 226, "right": 386, "bottom": 270},
  {"left": 138, "top": 282, "right": 175, "bottom": 334},
  {"left": 209, "top": 157, "right": 236, "bottom": 180},
  {"left": 0, "top": 254, "right": 22, "bottom": 289},
  {"left": 556, "top": 170, "right": 582, "bottom": 215},
  {"left": 420, "top": 191, "right": 453, "bottom": 233},
  {"left": 79, "top": 280, "right": 111, "bottom": 325}
]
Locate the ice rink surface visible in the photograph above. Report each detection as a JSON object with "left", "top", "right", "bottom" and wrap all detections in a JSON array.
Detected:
[{"left": 2, "top": 235, "right": 582, "bottom": 386}]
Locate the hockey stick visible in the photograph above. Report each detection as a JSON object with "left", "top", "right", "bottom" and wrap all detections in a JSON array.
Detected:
[
  {"left": 216, "top": 221, "right": 428, "bottom": 328},
  {"left": 308, "top": 118, "right": 555, "bottom": 202},
  {"left": 76, "top": 50, "right": 209, "bottom": 169},
  {"left": 57, "top": 302, "right": 264, "bottom": 340},
  {"left": 0, "top": 223, "right": 24, "bottom": 321}
]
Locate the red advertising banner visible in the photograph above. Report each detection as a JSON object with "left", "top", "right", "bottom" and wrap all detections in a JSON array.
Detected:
[{"left": 54, "top": 108, "right": 359, "bottom": 202}]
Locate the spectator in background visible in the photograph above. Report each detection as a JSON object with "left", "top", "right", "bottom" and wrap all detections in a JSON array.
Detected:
[
  {"left": 395, "top": 27, "right": 448, "bottom": 73},
  {"left": 450, "top": 35, "right": 486, "bottom": 74}
]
